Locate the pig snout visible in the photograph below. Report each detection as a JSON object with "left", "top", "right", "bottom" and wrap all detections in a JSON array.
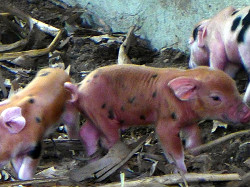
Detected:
[
  {"left": 227, "top": 103, "right": 250, "bottom": 124},
  {"left": 239, "top": 105, "right": 250, "bottom": 124},
  {"left": 221, "top": 102, "right": 250, "bottom": 125}
]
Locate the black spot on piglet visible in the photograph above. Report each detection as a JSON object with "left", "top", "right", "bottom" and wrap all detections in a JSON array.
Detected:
[
  {"left": 152, "top": 91, "right": 157, "bottom": 98},
  {"left": 231, "top": 16, "right": 241, "bottom": 31},
  {"left": 108, "top": 109, "right": 114, "bottom": 120},
  {"left": 151, "top": 74, "right": 158, "bottom": 79},
  {"left": 242, "top": 10, "right": 250, "bottom": 27},
  {"left": 28, "top": 142, "right": 42, "bottom": 159},
  {"left": 128, "top": 96, "right": 136, "bottom": 104},
  {"left": 101, "top": 103, "right": 106, "bottom": 109},
  {"left": 140, "top": 115, "right": 146, "bottom": 120},
  {"left": 238, "top": 27, "right": 248, "bottom": 43},
  {"left": 29, "top": 98, "right": 35, "bottom": 104},
  {"left": 171, "top": 112, "right": 177, "bottom": 120},
  {"left": 36, "top": 117, "right": 42, "bottom": 123},
  {"left": 231, "top": 10, "right": 239, "bottom": 16},
  {"left": 39, "top": 72, "right": 50, "bottom": 77},
  {"left": 237, "top": 10, "right": 250, "bottom": 43}
]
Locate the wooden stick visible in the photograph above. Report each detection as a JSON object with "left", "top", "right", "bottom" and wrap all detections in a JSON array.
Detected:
[
  {"left": 43, "top": 139, "right": 83, "bottom": 151},
  {"left": 0, "top": 177, "right": 69, "bottom": 187},
  {"left": 190, "top": 129, "right": 250, "bottom": 154},
  {"left": 0, "top": 7, "right": 62, "bottom": 60},
  {"left": 96, "top": 133, "right": 153, "bottom": 182},
  {"left": 102, "top": 173, "right": 241, "bottom": 187},
  {"left": 69, "top": 134, "right": 153, "bottom": 182},
  {"left": 227, "top": 172, "right": 250, "bottom": 186},
  {"left": 0, "top": 30, "right": 62, "bottom": 60},
  {"left": 117, "top": 26, "right": 135, "bottom": 65}
]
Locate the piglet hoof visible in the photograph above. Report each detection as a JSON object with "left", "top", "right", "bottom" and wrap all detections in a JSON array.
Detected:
[
  {"left": 173, "top": 166, "right": 187, "bottom": 174},
  {"left": 173, "top": 167, "right": 188, "bottom": 187},
  {"left": 173, "top": 158, "right": 187, "bottom": 174},
  {"left": 187, "top": 148, "right": 200, "bottom": 156},
  {"left": 87, "top": 147, "right": 107, "bottom": 163}
]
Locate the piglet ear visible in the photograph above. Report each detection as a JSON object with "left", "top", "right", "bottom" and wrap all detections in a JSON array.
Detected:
[
  {"left": 168, "top": 77, "right": 200, "bottom": 101},
  {"left": 197, "top": 20, "right": 209, "bottom": 47},
  {"left": 1, "top": 107, "right": 26, "bottom": 134},
  {"left": 64, "top": 82, "right": 78, "bottom": 103}
]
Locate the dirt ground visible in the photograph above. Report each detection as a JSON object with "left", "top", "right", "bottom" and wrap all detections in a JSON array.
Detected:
[{"left": 0, "top": 0, "right": 249, "bottom": 186}]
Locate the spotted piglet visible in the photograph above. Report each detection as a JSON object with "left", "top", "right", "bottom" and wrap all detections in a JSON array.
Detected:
[
  {"left": 189, "top": 6, "right": 250, "bottom": 104},
  {"left": 65, "top": 64, "right": 250, "bottom": 173},
  {"left": 0, "top": 68, "right": 78, "bottom": 180}
]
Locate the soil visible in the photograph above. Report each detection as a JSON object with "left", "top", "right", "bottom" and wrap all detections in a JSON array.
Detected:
[{"left": 0, "top": 0, "right": 249, "bottom": 186}]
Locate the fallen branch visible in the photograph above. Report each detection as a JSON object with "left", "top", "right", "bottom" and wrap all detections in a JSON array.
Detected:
[
  {"left": 102, "top": 173, "right": 241, "bottom": 187},
  {"left": 70, "top": 142, "right": 130, "bottom": 182},
  {"left": 0, "top": 63, "right": 31, "bottom": 77},
  {"left": 43, "top": 139, "right": 83, "bottom": 151},
  {"left": 96, "top": 133, "right": 153, "bottom": 182},
  {"left": 190, "top": 129, "right": 250, "bottom": 154},
  {"left": 0, "top": 6, "right": 62, "bottom": 60},
  {"left": 0, "top": 6, "right": 33, "bottom": 52},
  {"left": 0, "top": 30, "right": 62, "bottom": 60},
  {"left": 227, "top": 172, "right": 250, "bottom": 186},
  {"left": 70, "top": 134, "right": 153, "bottom": 182},
  {"left": 0, "top": 177, "right": 69, "bottom": 187}
]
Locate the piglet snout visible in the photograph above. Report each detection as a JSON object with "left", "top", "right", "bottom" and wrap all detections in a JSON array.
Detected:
[
  {"left": 241, "top": 112, "right": 250, "bottom": 124},
  {"left": 239, "top": 105, "right": 250, "bottom": 124}
]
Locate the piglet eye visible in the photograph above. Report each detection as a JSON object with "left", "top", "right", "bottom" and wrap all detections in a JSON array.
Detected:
[{"left": 211, "top": 96, "right": 221, "bottom": 101}]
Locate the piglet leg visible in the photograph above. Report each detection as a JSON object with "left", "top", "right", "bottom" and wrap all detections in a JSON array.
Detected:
[
  {"left": 80, "top": 120, "right": 101, "bottom": 156},
  {"left": 12, "top": 156, "right": 38, "bottom": 180},
  {"left": 18, "top": 157, "right": 40, "bottom": 180},
  {"left": 156, "top": 120, "right": 187, "bottom": 173},
  {"left": 12, "top": 152, "right": 40, "bottom": 180},
  {"left": 209, "top": 41, "right": 227, "bottom": 71},
  {"left": 63, "top": 82, "right": 80, "bottom": 139},
  {"left": 98, "top": 121, "right": 120, "bottom": 150},
  {"left": 12, "top": 157, "right": 24, "bottom": 177},
  {"left": 63, "top": 103, "right": 80, "bottom": 139},
  {"left": 12, "top": 142, "right": 42, "bottom": 180},
  {"left": 182, "top": 123, "right": 202, "bottom": 155}
]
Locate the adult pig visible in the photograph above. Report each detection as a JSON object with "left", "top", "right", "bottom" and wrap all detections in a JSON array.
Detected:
[
  {"left": 0, "top": 67, "right": 78, "bottom": 180},
  {"left": 65, "top": 64, "right": 250, "bottom": 173},
  {"left": 189, "top": 6, "right": 250, "bottom": 104}
]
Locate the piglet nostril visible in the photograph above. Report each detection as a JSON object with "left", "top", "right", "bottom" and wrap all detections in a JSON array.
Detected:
[{"left": 241, "top": 112, "right": 250, "bottom": 123}]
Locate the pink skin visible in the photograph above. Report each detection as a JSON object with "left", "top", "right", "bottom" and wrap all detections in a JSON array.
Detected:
[
  {"left": 189, "top": 6, "right": 250, "bottom": 104},
  {"left": 80, "top": 120, "right": 101, "bottom": 156},
  {"left": 66, "top": 64, "right": 250, "bottom": 173}
]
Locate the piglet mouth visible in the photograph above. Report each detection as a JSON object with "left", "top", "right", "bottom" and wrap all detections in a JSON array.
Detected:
[
  {"left": 0, "top": 160, "right": 8, "bottom": 168},
  {"left": 220, "top": 113, "right": 244, "bottom": 125},
  {"left": 221, "top": 113, "right": 250, "bottom": 125},
  {"left": 221, "top": 114, "right": 235, "bottom": 124}
]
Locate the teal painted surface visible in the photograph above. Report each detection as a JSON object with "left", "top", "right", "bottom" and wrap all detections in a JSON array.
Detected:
[{"left": 62, "top": 0, "right": 250, "bottom": 51}]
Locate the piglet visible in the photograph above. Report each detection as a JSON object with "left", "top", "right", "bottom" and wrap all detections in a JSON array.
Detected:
[
  {"left": 189, "top": 6, "right": 250, "bottom": 104},
  {"left": 0, "top": 67, "right": 78, "bottom": 180},
  {"left": 65, "top": 64, "right": 250, "bottom": 173}
]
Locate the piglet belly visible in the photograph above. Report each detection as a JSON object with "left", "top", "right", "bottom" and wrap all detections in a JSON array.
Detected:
[{"left": 117, "top": 109, "right": 157, "bottom": 130}]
